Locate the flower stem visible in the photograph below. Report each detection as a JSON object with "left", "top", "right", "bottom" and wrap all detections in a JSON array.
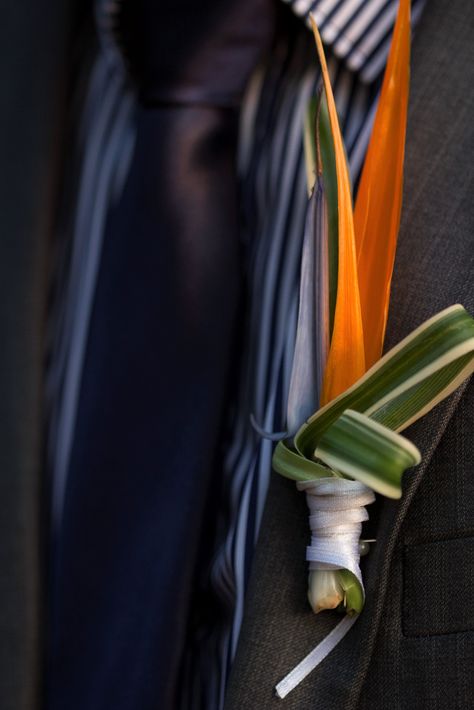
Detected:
[{"left": 337, "top": 569, "right": 364, "bottom": 615}]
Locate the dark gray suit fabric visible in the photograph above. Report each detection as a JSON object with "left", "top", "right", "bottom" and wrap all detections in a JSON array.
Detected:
[
  {"left": 0, "top": 3, "right": 77, "bottom": 709},
  {"left": 225, "top": 0, "right": 474, "bottom": 708}
]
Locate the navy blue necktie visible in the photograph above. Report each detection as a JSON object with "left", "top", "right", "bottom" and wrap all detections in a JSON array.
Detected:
[{"left": 49, "top": 1, "right": 274, "bottom": 708}]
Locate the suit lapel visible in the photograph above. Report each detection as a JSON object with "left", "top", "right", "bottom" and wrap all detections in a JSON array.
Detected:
[
  {"left": 346, "top": 0, "right": 474, "bottom": 695},
  {"left": 225, "top": 0, "right": 474, "bottom": 705}
]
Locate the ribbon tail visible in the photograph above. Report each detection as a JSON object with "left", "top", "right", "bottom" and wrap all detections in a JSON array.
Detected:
[{"left": 275, "top": 613, "right": 359, "bottom": 699}]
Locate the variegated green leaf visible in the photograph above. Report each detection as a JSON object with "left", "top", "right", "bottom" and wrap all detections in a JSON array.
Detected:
[
  {"left": 315, "top": 410, "right": 420, "bottom": 498},
  {"left": 272, "top": 438, "right": 333, "bottom": 483},
  {"left": 303, "top": 97, "right": 318, "bottom": 196},
  {"left": 296, "top": 304, "right": 474, "bottom": 458},
  {"left": 274, "top": 305, "right": 474, "bottom": 499},
  {"left": 303, "top": 92, "right": 338, "bottom": 336},
  {"left": 317, "top": 93, "right": 338, "bottom": 338}
]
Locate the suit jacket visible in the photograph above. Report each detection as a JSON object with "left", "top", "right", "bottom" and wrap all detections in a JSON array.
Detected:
[
  {"left": 225, "top": 0, "right": 474, "bottom": 708},
  {"left": 0, "top": 1, "right": 472, "bottom": 709}
]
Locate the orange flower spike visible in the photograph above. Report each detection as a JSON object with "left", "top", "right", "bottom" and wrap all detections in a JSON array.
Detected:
[
  {"left": 310, "top": 17, "right": 365, "bottom": 406},
  {"left": 354, "top": 0, "right": 411, "bottom": 369}
]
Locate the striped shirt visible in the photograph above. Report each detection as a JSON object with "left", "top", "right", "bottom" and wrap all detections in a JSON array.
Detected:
[{"left": 46, "top": 1, "right": 424, "bottom": 708}]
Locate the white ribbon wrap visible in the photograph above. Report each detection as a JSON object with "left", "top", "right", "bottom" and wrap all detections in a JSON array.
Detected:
[{"left": 275, "top": 477, "right": 375, "bottom": 699}]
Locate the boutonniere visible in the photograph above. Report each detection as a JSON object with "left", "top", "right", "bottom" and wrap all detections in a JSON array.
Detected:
[{"left": 272, "top": 0, "right": 474, "bottom": 698}]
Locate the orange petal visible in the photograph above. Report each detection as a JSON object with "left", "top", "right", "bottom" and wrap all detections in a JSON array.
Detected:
[
  {"left": 310, "top": 17, "right": 365, "bottom": 405},
  {"left": 354, "top": 0, "right": 411, "bottom": 369}
]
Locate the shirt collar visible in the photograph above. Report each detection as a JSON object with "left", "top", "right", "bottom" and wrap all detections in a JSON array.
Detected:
[{"left": 284, "top": 0, "right": 426, "bottom": 83}]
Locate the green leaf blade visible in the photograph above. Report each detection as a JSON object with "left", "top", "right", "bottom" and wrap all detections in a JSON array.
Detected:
[
  {"left": 295, "top": 305, "right": 474, "bottom": 457},
  {"left": 272, "top": 440, "right": 332, "bottom": 483},
  {"left": 315, "top": 410, "right": 421, "bottom": 499}
]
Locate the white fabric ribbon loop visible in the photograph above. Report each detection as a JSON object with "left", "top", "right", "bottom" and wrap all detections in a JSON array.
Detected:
[{"left": 298, "top": 477, "right": 375, "bottom": 586}]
